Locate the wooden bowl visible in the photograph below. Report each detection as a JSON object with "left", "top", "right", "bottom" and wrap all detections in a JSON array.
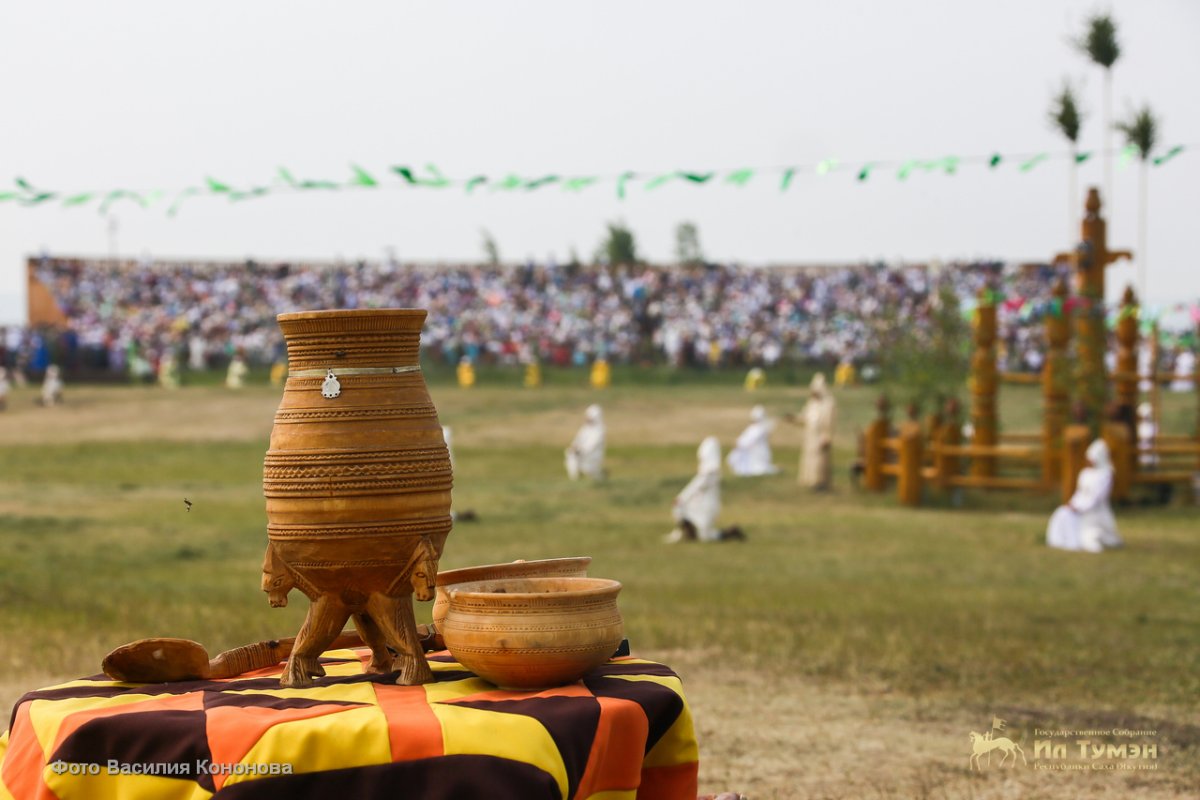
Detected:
[
  {"left": 441, "top": 577, "right": 623, "bottom": 690},
  {"left": 432, "top": 557, "right": 592, "bottom": 630}
]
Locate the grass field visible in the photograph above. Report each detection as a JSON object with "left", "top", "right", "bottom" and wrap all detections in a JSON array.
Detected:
[{"left": 1, "top": 375, "right": 1197, "bottom": 798}]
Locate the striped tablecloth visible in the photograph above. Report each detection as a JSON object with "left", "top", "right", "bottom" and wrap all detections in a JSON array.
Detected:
[{"left": 0, "top": 648, "right": 698, "bottom": 799}]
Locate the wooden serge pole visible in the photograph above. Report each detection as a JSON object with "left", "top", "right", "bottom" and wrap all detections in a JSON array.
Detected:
[
  {"left": 970, "top": 287, "right": 998, "bottom": 478},
  {"left": 1041, "top": 279, "right": 1071, "bottom": 488}
]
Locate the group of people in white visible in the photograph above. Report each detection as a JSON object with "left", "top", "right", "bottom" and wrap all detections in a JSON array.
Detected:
[
  {"left": 0, "top": 365, "right": 64, "bottom": 411},
  {"left": 558, "top": 372, "right": 1136, "bottom": 553},
  {"left": 564, "top": 373, "right": 839, "bottom": 543}
]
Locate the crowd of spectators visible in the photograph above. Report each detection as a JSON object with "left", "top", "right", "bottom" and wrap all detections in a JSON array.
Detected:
[{"left": 0, "top": 255, "right": 1149, "bottom": 379}]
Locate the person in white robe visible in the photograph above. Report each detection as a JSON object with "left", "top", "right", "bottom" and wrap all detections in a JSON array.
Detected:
[
  {"left": 1170, "top": 349, "right": 1195, "bottom": 393},
  {"left": 794, "top": 373, "right": 836, "bottom": 490},
  {"left": 1046, "top": 439, "right": 1123, "bottom": 553},
  {"left": 727, "top": 405, "right": 779, "bottom": 476},
  {"left": 565, "top": 404, "right": 606, "bottom": 481},
  {"left": 0, "top": 367, "right": 10, "bottom": 411},
  {"left": 225, "top": 352, "right": 248, "bottom": 389},
  {"left": 1136, "top": 402, "right": 1157, "bottom": 468},
  {"left": 666, "top": 437, "right": 723, "bottom": 543},
  {"left": 40, "top": 365, "right": 64, "bottom": 406}
]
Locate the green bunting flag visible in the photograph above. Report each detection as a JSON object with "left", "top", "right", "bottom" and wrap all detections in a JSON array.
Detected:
[
  {"left": 492, "top": 174, "right": 524, "bottom": 191},
  {"left": 1153, "top": 145, "right": 1184, "bottom": 166},
  {"left": 99, "top": 190, "right": 146, "bottom": 214},
  {"left": 168, "top": 188, "right": 202, "bottom": 217},
  {"left": 230, "top": 187, "right": 270, "bottom": 202},
  {"left": 350, "top": 164, "right": 378, "bottom": 187},
  {"left": 392, "top": 166, "right": 420, "bottom": 185},
  {"left": 616, "top": 171, "right": 636, "bottom": 199},
  {"left": 1118, "top": 144, "right": 1138, "bottom": 168},
  {"left": 6, "top": 143, "right": 1192, "bottom": 217},
  {"left": 644, "top": 173, "right": 675, "bottom": 190},
  {"left": 562, "top": 176, "right": 598, "bottom": 192},
  {"left": 1018, "top": 154, "right": 1047, "bottom": 172},
  {"left": 725, "top": 169, "right": 754, "bottom": 186}
]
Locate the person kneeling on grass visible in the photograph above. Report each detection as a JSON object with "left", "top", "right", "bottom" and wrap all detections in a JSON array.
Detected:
[
  {"left": 666, "top": 436, "right": 745, "bottom": 543},
  {"left": 1046, "top": 439, "right": 1124, "bottom": 553}
]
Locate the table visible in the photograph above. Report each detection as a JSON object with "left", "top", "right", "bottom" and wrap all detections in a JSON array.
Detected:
[{"left": 0, "top": 648, "right": 698, "bottom": 800}]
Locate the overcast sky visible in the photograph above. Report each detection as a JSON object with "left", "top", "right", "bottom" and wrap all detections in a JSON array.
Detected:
[{"left": 1, "top": 0, "right": 1197, "bottom": 324}]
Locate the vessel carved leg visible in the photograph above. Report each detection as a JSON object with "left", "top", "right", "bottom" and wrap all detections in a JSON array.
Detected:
[
  {"left": 353, "top": 612, "right": 397, "bottom": 674},
  {"left": 366, "top": 593, "right": 433, "bottom": 685},
  {"left": 283, "top": 596, "right": 351, "bottom": 688}
]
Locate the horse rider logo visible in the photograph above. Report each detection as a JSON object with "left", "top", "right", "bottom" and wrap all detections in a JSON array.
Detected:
[{"left": 969, "top": 717, "right": 1027, "bottom": 770}]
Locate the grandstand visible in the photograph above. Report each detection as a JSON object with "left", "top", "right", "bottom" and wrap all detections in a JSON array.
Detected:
[{"left": 12, "top": 253, "right": 1134, "bottom": 381}]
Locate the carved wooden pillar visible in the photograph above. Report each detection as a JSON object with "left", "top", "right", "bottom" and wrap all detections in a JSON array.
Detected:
[
  {"left": 1041, "top": 279, "right": 1071, "bottom": 487},
  {"left": 1067, "top": 189, "right": 1132, "bottom": 436},
  {"left": 1113, "top": 285, "right": 1140, "bottom": 449},
  {"left": 897, "top": 420, "right": 924, "bottom": 507},
  {"left": 970, "top": 287, "right": 998, "bottom": 477},
  {"left": 934, "top": 397, "right": 962, "bottom": 492},
  {"left": 1102, "top": 422, "right": 1132, "bottom": 502},
  {"left": 1062, "top": 424, "right": 1090, "bottom": 504},
  {"left": 863, "top": 394, "right": 891, "bottom": 492}
]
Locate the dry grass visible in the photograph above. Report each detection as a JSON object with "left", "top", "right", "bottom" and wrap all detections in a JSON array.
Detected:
[{"left": 1, "top": 379, "right": 1197, "bottom": 797}]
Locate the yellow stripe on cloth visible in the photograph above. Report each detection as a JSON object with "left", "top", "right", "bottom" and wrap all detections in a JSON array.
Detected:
[
  {"left": 0, "top": 731, "right": 11, "bottom": 800},
  {"left": 237, "top": 704, "right": 391, "bottom": 779},
  {"left": 43, "top": 768, "right": 213, "bottom": 800},
  {"left": 220, "top": 681, "right": 380, "bottom": 706},
  {"left": 28, "top": 693, "right": 179, "bottom": 760},
  {"left": 431, "top": 702, "right": 569, "bottom": 799},
  {"left": 601, "top": 675, "right": 699, "bottom": 768}
]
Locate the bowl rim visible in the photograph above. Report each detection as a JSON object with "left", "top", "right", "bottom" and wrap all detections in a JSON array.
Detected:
[
  {"left": 447, "top": 576, "right": 620, "bottom": 602},
  {"left": 436, "top": 556, "right": 592, "bottom": 587}
]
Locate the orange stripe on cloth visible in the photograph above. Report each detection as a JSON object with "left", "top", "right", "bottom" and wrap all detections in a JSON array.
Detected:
[
  {"left": 374, "top": 684, "right": 444, "bottom": 763},
  {"left": 636, "top": 761, "right": 698, "bottom": 800},
  {"left": 573, "top": 696, "right": 647, "bottom": 799},
  {"left": 1, "top": 704, "right": 46, "bottom": 800}
]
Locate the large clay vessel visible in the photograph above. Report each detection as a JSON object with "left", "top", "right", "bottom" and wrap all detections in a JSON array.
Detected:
[{"left": 262, "top": 309, "right": 452, "bottom": 687}]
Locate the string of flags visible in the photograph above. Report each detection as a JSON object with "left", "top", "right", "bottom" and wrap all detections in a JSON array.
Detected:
[{"left": 0, "top": 144, "right": 1189, "bottom": 217}]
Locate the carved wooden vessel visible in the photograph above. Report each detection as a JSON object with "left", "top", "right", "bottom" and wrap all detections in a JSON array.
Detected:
[
  {"left": 441, "top": 577, "right": 624, "bottom": 690},
  {"left": 263, "top": 309, "right": 452, "bottom": 687},
  {"left": 432, "top": 557, "right": 592, "bottom": 630}
]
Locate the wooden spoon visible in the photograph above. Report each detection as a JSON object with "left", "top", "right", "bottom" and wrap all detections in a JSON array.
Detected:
[{"left": 101, "top": 632, "right": 362, "bottom": 683}]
